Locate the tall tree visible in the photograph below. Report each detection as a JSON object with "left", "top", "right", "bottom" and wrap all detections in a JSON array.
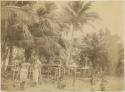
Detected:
[
  {"left": 58, "top": 1, "right": 99, "bottom": 66},
  {"left": 79, "top": 31, "right": 109, "bottom": 72},
  {"left": 1, "top": 1, "right": 38, "bottom": 70}
]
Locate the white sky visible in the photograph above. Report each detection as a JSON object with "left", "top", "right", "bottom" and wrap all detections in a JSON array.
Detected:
[
  {"left": 73, "top": 1, "right": 124, "bottom": 40},
  {"left": 92, "top": 1, "right": 124, "bottom": 36}
]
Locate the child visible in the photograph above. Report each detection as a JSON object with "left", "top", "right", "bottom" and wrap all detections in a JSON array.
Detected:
[{"left": 20, "top": 62, "right": 28, "bottom": 90}]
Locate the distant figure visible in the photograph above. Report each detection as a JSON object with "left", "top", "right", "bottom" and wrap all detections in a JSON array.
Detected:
[
  {"left": 57, "top": 66, "right": 66, "bottom": 89},
  {"left": 57, "top": 82, "right": 66, "bottom": 89},
  {"left": 100, "top": 76, "right": 107, "bottom": 91},
  {"left": 90, "top": 73, "right": 96, "bottom": 91},
  {"left": 20, "top": 62, "right": 29, "bottom": 90},
  {"left": 90, "top": 75, "right": 95, "bottom": 85},
  {"left": 12, "top": 60, "right": 20, "bottom": 87},
  {"left": 32, "top": 57, "right": 41, "bottom": 86}
]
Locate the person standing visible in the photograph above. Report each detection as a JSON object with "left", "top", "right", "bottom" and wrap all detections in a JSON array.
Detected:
[
  {"left": 32, "top": 57, "right": 41, "bottom": 86},
  {"left": 100, "top": 75, "right": 107, "bottom": 91},
  {"left": 20, "top": 62, "right": 29, "bottom": 90}
]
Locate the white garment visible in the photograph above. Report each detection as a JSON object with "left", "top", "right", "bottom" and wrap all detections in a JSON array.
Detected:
[
  {"left": 20, "top": 68, "right": 28, "bottom": 82},
  {"left": 32, "top": 64, "right": 39, "bottom": 83}
]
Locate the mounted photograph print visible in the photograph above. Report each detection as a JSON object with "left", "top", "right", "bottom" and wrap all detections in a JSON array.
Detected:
[{"left": 1, "top": 0, "right": 124, "bottom": 92}]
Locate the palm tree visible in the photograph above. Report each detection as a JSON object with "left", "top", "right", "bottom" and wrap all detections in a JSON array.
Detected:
[
  {"left": 57, "top": 1, "right": 99, "bottom": 87},
  {"left": 1, "top": 1, "right": 38, "bottom": 71},
  {"left": 30, "top": 2, "right": 66, "bottom": 62},
  {"left": 80, "top": 31, "right": 109, "bottom": 70},
  {"left": 58, "top": 1, "right": 99, "bottom": 67}
]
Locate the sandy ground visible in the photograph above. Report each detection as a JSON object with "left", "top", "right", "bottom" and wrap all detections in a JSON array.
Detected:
[{"left": 2, "top": 76, "right": 124, "bottom": 92}]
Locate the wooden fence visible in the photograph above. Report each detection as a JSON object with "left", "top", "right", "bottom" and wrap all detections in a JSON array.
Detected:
[{"left": 6, "top": 63, "right": 91, "bottom": 84}]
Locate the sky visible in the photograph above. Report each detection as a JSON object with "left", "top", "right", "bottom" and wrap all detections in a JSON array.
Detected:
[
  {"left": 92, "top": 1, "right": 124, "bottom": 36},
  {"left": 74, "top": 1, "right": 124, "bottom": 40}
]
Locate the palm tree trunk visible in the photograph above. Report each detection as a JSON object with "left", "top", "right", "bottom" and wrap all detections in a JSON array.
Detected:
[
  {"left": 67, "top": 24, "right": 76, "bottom": 87},
  {"left": 67, "top": 24, "right": 73, "bottom": 66},
  {"left": 24, "top": 47, "right": 32, "bottom": 62},
  {"left": 6, "top": 45, "right": 13, "bottom": 72},
  {"left": 2, "top": 47, "right": 10, "bottom": 71}
]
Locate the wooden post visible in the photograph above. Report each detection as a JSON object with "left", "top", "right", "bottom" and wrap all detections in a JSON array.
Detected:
[
  {"left": 72, "top": 67, "right": 76, "bottom": 88},
  {"left": 47, "top": 66, "right": 49, "bottom": 80}
]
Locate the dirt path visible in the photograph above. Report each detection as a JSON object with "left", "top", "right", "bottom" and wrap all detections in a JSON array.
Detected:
[{"left": 3, "top": 77, "right": 124, "bottom": 92}]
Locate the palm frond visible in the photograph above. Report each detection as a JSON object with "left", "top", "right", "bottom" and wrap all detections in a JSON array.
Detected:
[
  {"left": 1, "top": 5, "right": 38, "bottom": 47},
  {"left": 78, "top": 1, "right": 92, "bottom": 16},
  {"left": 78, "top": 12, "right": 100, "bottom": 25},
  {"left": 84, "top": 12, "right": 100, "bottom": 21},
  {"left": 65, "top": 3, "right": 77, "bottom": 17},
  {"left": 61, "top": 1, "right": 99, "bottom": 27},
  {"left": 2, "top": 6, "right": 39, "bottom": 26},
  {"left": 33, "top": 36, "right": 64, "bottom": 58},
  {"left": 22, "top": 24, "right": 33, "bottom": 40}
]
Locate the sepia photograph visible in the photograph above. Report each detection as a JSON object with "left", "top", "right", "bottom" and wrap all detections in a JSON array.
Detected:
[{"left": 1, "top": 0, "right": 124, "bottom": 92}]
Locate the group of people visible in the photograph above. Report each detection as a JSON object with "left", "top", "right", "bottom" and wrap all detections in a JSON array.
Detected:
[{"left": 19, "top": 56, "right": 41, "bottom": 90}]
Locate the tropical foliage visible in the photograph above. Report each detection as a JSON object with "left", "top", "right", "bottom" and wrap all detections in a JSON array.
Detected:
[
  {"left": 78, "top": 29, "right": 123, "bottom": 75},
  {"left": 1, "top": 1, "right": 123, "bottom": 76}
]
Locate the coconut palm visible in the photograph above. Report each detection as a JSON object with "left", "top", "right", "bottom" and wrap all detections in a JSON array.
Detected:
[
  {"left": 55, "top": 1, "right": 99, "bottom": 87},
  {"left": 1, "top": 1, "right": 38, "bottom": 71},
  {"left": 29, "top": 2, "right": 66, "bottom": 60},
  {"left": 58, "top": 1, "right": 99, "bottom": 66},
  {"left": 79, "top": 31, "right": 109, "bottom": 70},
  {"left": 116, "top": 43, "right": 124, "bottom": 76}
]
